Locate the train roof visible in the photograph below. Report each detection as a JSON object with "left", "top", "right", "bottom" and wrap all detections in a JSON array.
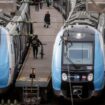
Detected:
[
  {"left": 0, "top": 1, "right": 28, "bottom": 28},
  {"left": 6, "top": 1, "right": 29, "bottom": 34},
  {"left": 64, "top": 0, "right": 105, "bottom": 30},
  {"left": 63, "top": 25, "right": 95, "bottom": 42},
  {"left": 67, "top": 11, "right": 98, "bottom": 27}
]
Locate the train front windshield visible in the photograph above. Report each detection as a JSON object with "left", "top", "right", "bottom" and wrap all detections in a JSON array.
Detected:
[{"left": 63, "top": 42, "right": 93, "bottom": 65}]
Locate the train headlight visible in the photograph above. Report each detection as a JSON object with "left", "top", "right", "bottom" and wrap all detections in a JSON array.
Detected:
[
  {"left": 76, "top": 33, "right": 82, "bottom": 39},
  {"left": 87, "top": 73, "right": 93, "bottom": 81},
  {"left": 62, "top": 73, "right": 67, "bottom": 81},
  {"left": 74, "top": 33, "right": 85, "bottom": 39}
]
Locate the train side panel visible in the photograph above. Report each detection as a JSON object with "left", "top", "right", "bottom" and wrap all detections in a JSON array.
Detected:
[
  {"left": 52, "top": 29, "right": 64, "bottom": 93},
  {"left": 0, "top": 27, "right": 10, "bottom": 88},
  {"left": 94, "top": 31, "right": 105, "bottom": 91}
]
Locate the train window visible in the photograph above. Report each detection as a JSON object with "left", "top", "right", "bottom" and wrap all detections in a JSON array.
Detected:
[
  {"left": 69, "top": 49, "right": 89, "bottom": 59},
  {"left": 63, "top": 43, "right": 93, "bottom": 65}
]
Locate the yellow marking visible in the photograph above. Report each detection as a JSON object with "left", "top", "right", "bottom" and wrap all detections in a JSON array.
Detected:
[{"left": 17, "top": 77, "right": 48, "bottom": 82}]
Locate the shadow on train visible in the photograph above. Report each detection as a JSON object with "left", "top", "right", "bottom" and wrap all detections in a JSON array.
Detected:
[
  {"left": 0, "top": 75, "right": 105, "bottom": 105},
  {"left": 0, "top": 85, "right": 105, "bottom": 105},
  {"left": 55, "top": 90, "right": 105, "bottom": 105}
]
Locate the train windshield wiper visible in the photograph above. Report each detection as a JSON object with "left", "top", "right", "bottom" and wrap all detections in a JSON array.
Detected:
[{"left": 65, "top": 55, "right": 79, "bottom": 69}]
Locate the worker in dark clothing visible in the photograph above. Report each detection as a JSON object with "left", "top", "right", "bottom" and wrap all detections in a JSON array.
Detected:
[
  {"left": 34, "top": 0, "right": 40, "bottom": 11},
  {"left": 46, "top": 0, "right": 50, "bottom": 7},
  {"left": 31, "top": 35, "right": 42, "bottom": 59},
  {"left": 40, "top": 0, "right": 43, "bottom": 9},
  {"left": 44, "top": 11, "right": 50, "bottom": 28}
]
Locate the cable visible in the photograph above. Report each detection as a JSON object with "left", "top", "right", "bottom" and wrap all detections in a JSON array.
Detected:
[
  {"left": 8, "top": 20, "right": 63, "bottom": 23},
  {"left": 67, "top": 64, "right": 74, "bottom": 105},
  {"left": 65, "top": 44, "right": 74, "bottom": 105},
  {"left": 65, "top": 43, "right": 84, "bottom": 103},
  {"left": 77, "top": 94, "right": 82, "bottom": 99},
  {"left": 10, "top": 34, "right": 57, "bottom": 36}
]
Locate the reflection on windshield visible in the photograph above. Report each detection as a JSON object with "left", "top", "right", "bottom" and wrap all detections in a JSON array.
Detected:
[
  {"left": 63, "top": 43, "right": 93, "bottom": 65},
  {"left": 69, "top": 49, "right": 89, "bottom": 59}
]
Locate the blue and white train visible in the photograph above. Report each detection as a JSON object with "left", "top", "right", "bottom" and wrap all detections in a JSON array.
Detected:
[
  {"left": 0, "top": 1, "right": 30, "bottom": 92},
  {"left": 52, "top": 0, "right": 105, "bottom": 100}
]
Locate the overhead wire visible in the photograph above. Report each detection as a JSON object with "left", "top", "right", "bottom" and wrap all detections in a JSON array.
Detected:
[
  {"left": 10, "top": 34, "right": 57, "bottom": 36},
  {"left": 6, "top": 20, "right": 63, "bottom": 23}
]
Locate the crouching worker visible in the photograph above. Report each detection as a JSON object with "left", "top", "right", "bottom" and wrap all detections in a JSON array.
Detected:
[{"left": 31, "top": 35, "right": 42, "bottom": 59}]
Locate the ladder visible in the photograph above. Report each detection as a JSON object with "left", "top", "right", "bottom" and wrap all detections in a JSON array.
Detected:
[
  {"left": 22, "top": 68, "right": 40, "bottom": 105},
  {"left": 23, "top": 86, "right": 40, "bottom": 105}
]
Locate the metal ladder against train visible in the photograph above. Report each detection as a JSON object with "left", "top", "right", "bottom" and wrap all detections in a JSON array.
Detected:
[
  {"left": 22, "top": 68, "right": 40, "bottom": 105},
  {"left": 23, "top": 86, "right": 40, "bottom": 105}
]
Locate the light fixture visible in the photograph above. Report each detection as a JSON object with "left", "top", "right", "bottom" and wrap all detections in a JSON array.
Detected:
[
  {"left": 76, "top": 33, "right": 82, "bottom": 39},
  {"left": 87, "top": 73, "right": 93, "bottom": 81},
  {"left": 62, "top": 73, "right": 67, "bottom": 81}
]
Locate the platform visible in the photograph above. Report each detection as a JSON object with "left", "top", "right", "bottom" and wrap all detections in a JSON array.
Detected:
[
  {"left": 15, "top": 4, "right": 64, "bottom": 88},
  {"left": 0, "top": 0, "right": 16, "bottom": 14}
]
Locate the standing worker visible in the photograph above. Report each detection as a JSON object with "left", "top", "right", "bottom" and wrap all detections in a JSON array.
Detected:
[
  {"left": 44, "top": 11, "right": 50, "bottom": 28},
  {"left": 46, "top": 0, "right": 50, "bottom": 7},
  {"left": 31, "top": 35, "right": 42, "bottom": 59},
  {"left": 34, "top": 0, "right": 40, "bottom": 11},
  {"left": 40, "top": 0, "right": 43, "bottom": 9}
]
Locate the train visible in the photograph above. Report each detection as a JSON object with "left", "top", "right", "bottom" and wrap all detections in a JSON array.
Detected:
[
  {"left": 0, "top": 1, "right": 31, "bottom": 92},
  {"left": 53, "top": 0, "right": 86, "bottom": 19},
  {"left": 52, "top": 0, "right": 105, "bottom": 100},
  {"left": 53, "top": 0, "right": 71, "bottom": 19}
]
